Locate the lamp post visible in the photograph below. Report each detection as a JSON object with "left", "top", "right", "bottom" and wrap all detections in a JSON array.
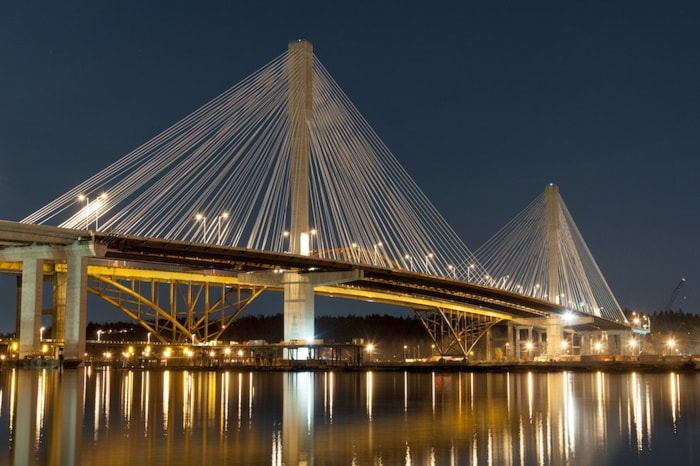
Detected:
[
  {"left": 403, "top": 344, "right": 408, "bottom": 361},
  {"left": 467, "top": 263, "right": 475, "bottom": 282},
  {"left": 97, "top": 330, "right": 103, "bottom": 342},
  {"left": 95, "top": 192, "right": 107, "bottom": 230},
  {"left": 310, "top": 228, "right": 317, "bottom": 255},
  {"left": 425, "top": 253, "right": 434, "bottom": 274},
  {"left": 594, "top": 341, "right": 602, "bottom": 354},
  {"left": 448, "top": 264, "right": 456, "bottom": 279},
  {"left": 404, "top": 254, "right": 413, "bottom": 271},
  {"left": 373, "top": 242, "right": 383, "bottom": 266},
  {"left": 217, "top": 212, "right": 229, "bottom": 245},
  {"left": 79, "top": 195, "right": 90, "bottom": 229},
  {"left": 350, "top": 242, "right": 359, "bottom": 262},
  {"left": 195, "top": 213, "right": 207, "bottom": 242},
  {"left": 283, "top": 230, "right": 290, "bottom": 252},
  {"left": 628, "top": 338, "right": 638, "bottom": 355},
  {"left": 40, "top": 326, "right": 45, "bottom": 342},
  {"left": 666, "top": 338, "right": 676, "bottom": 355},
  {"left": 147, "top": 332, "right": 151, "bottom": 344}
]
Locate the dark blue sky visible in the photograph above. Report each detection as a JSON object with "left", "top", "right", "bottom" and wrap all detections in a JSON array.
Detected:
[{"left": 1, "top": 1, "right": 699, "bottom": 328}]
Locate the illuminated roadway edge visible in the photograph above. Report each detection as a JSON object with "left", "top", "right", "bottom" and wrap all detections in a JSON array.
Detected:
[{"left": 0, "top": 221, "right": 629, "bottom": 331}]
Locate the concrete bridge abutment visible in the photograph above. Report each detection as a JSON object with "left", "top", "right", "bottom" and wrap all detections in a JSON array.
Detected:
[{"left": 1, "top": 241, "right": 103, "bottom": 363}]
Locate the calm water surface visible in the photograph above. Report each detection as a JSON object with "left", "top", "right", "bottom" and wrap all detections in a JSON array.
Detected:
[{"left": 0, "top": 367, "right": 698, "bottom": 465}]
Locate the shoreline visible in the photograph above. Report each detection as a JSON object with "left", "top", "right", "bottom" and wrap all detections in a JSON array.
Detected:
[{"left": 66, "top": 358, "right": 699, "bottom": 373}]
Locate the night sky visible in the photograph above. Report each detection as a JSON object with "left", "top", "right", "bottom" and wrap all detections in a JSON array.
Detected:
[{"left": 1, "top": 2, "right": 699, "bottom": 330}]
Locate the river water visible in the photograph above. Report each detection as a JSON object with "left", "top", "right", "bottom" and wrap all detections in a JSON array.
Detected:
[{"left": 0, "top": 367, "right": 697, "bottom": 465}]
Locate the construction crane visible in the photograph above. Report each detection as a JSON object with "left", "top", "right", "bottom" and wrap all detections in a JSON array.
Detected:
[{"left": 660, "top": 278, "right": 686, "bottom": 312}]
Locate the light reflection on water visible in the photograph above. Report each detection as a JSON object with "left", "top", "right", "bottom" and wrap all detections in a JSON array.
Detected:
[{"left": 0, "top": 368, "right": 698, "bottom": 465}]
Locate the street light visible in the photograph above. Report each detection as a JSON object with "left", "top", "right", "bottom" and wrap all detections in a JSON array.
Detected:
[
  {"left": 425, "top": 253, "right": 434, "bottom": 274},
  {"left": 629, "top": 338, "right": 638, "bottom": 355},
  {"left": 467, "top": 263, "right": 475, "bottom": 282},
  {"left": 666, "top": 338, "right": 676, "bottom": 354},
  {"left": 366, "top": 344, "right": 375, "bottom": 362},
  {"left": 217, "top": 212, "right": 229, "bottom": 245},
  {"left": 97, "top": 330, "right": 103, "bottom": 342},
  {"left": 147, "top": 332, "right": 151, "bottom": 344},
  {"left": 309, "top": 228, "right": 317, "bottom": 255},
  {"left": 195, "top": 213, "right": 207, "bottom": 242},
  {"left": 78, "top": 194, "right": 90, "bottom": 229},
  {"left": 403, "top": 344, "right": 408, "bottom": 361},
  {"left": 282, "top": 230, "right": 290, "bottom": 252},
  {"left": 40, "top": 326, "right": 45, "bottom": 342},
  {"left": 448, "top": 264, "right": 456, "bottom": 279},
  {"left": 95, "top": 192, "right": 107, "bottom": 230},
  {"left": 404, "top": 254, "right": 413, "bottom": 271},
  {"left": 373, "top": 242, "right": 383, "bottom": 266}
]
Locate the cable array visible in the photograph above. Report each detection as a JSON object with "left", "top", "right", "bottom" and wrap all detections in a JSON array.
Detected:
[
  {"left": 22, "top": 49, "right": 484, "bottom": 280},
  {"left": 475, "top": 187, "right": 626, "bottom": 322},
  {"left": 21, "top": 46, "right": 625, "bottom": 323}
]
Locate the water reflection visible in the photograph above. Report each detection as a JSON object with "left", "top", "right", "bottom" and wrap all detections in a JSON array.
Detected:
[{"left": 0, "top": 368, "right": 698, "bottom": 465}]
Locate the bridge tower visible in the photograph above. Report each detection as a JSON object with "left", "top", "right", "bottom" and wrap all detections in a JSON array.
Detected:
[
  {"left": 545, "top": 184, "right": 560, "bottom": 304},
  {"left": 276, "top": 40, "right": 360, "bottom": 353},
  {"left": 288, "top": 39, "right": 313, "bottom": 257},
  {"left": 282, "top": 40, "right": 316, "bottom": 350},
  {"left": 544, "top": 184, "right": 563, "bottom": 356}
]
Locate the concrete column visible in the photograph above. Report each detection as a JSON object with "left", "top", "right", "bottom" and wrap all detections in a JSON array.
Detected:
[
  {"left": 52, "top": 268, "right": 67, "bottom": 349},
  {"left": 18, "top": 258, "right": 44, "bottom": 358},
  {"left": 63, "top": 247, "right": 89, "bottom": 363},
  {"left": 581, "top": 334, "right": 592, "bottom": 355},
  {"left": 282, "top": 272, "right": 314, "bottom": 357},
  {"left": 545, "top": 184, "right": 560, "bottom": 304},
  {"left": 506, "top": 322, "right": 513, "bottom": 360},
  {"left": 240, "top": 268, "right": 361, "bottom": 359},
  {"left": 544, "top": 316, "right": 562, "bottom": 358},
  {"left": 287, "top": 39, "right": 313, "bottom": 255},
  {"left": 485, "top": 327, "right": 492, "bottom": 361},
  {"left": 515, "top": 326, "right": 522, "bottom": 359}
]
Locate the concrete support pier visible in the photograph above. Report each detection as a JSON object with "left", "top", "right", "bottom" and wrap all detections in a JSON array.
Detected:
[
  {"left": 18, "top": 256, "right": 44, "bottom": 358},
  {"left": 63, "top": 244, "right": 92, "bottom": 362},
  {"left": 0, "top": 241, "right": 103, "bottom": 362}
]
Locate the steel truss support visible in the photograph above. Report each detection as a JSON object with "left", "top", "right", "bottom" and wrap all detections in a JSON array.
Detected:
[
  {"left": 414, "top": 307, "right": 503, "bottom": 359},
  {"left": 88, "top": 275, "right": 265, "bottom": 344}
]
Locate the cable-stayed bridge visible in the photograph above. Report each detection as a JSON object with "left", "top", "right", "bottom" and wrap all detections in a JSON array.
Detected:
[{"left": 1, "top": 40, "right": 633, "bottom": 365}]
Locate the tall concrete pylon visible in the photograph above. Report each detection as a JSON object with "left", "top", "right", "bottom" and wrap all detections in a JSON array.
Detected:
[
  {"left": 239, "top": 41, "right": 360, "bottom": 354},
  {"left": 284, "top": 40, "right": 316, "bottom": 348},
  {"left": 544, "top": 184, "right": 563, "bottom": 356},
  {"left": 288, "top": 39, "right": 313, "bottom": 257}
]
